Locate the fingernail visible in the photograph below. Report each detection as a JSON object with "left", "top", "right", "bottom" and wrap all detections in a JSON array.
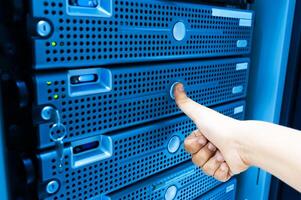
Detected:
[
  {"left": 221, "top": 164, "right": 227, "bottom": 172},
  {"left": 216, "top": 154, "right": 224, "bottom": 162},
  {"left": 208, "top": 143, "right": 216, "bottom": 151},
  {"left": 186, "top": 137, "right": 198, "bottom": 144},
  {"left": 198, "top": 138, "right": 206, "bottom": 145},
  {"left": 176, "top": 84, "right": 185, "bottom": 92}
]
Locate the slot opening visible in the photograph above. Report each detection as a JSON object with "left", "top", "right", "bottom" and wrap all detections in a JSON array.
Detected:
[
  {"left": 73, "top": 141, "right": 100, "bottom": 154},
  {"left": 69, "top": 0, "right": 98, "bottom": 8},
  {"left": 70, "top": 74, "right": 98, "bottom": 85}
]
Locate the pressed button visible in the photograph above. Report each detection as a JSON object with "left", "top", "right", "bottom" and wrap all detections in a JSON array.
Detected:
[{"left": 170, "top": 82, "right": 181, "bottom": 100}]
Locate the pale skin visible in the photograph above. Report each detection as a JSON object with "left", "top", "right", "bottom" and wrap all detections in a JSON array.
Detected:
[{"left": 173, "top": 83, "right": 301, "bottom": 193}]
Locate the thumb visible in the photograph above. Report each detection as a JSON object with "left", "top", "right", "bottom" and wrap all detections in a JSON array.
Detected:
[{"left": 173, "top": 83, "right": 227, "bottom": 135}]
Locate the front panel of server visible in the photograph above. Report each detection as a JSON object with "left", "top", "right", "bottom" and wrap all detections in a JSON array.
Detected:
[
  {"left": 3, "top": 0, "right": 254, "bottom": 199},
  {"left": 30, "top": 0, "right": 254, "bottom": 69},
  {"left": 34, "top": 58, "right": 249, "bottom": 149},
  {"left": 37, "top": 101, "right": 245, "bottom": 200}
]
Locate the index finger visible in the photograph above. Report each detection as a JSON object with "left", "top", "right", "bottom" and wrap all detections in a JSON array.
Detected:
[{"left": 173, "top": 83, "right": 226, "bottom": 133}]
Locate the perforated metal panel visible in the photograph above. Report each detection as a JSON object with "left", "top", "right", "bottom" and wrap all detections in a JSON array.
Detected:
[
  {"left": 37, "top": 101, "right": 245, "bottom": 200},
  {"left": 34, "top": 58, "right": 249, "bottom": 148},
  {"left": 31, "top": 0, "right": 254, "bottom": 69},
  {"left": 104, "top": 162, "right": 220, "bottom": 200},
  {"left": 197, "top": 178, "right": 237, "bottom": 200}
]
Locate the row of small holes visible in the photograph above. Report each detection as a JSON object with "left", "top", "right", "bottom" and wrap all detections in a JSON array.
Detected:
[
  {"left": 42, "top": 62, "right": 246, "bottom": 144},
  {"left": 49, "top": 119, "right": 194, "bottom": 199},
  {"left": 45, "top": 103, "right": 243, "bottom": 199},
  {"left": 37, "top": 0, "right": 251, "bottom": 66},
  {"left": 201, "top": 186, "right": 234, "bottom": 200}
]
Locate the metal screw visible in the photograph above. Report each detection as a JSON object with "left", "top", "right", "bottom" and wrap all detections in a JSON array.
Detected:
[
  {"left": 46, "top": 180, "right": 59, "bottom": 194},
  {"left": 41, "top": 106, "right": 54, "bottom": 120},
  {"left": 37, "top": 20, "right": 51, "bottom": 37}
]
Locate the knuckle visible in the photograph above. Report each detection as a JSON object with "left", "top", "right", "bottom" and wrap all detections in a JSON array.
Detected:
[
  {"left": 203, "top": 164, "right": 214, "bottom": 175},
  {"left": 184, "top": 138, "right": 192, "bottom": 148},
  {"left": 191, "top": 156, "right": 199, "bottom": 166},
  {"left": 203, "top": 164, "right": 210, "bottom": 171},
  {"left": 192, "top": 155, "right": 204, "bottom": 167},
  {"left": 184, "top": 139, "right": 194, "bottom": 152}
]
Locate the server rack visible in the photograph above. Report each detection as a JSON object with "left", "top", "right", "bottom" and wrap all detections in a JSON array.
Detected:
[{"left": 0, "top": 0, "right": 254, "bottom": 199}]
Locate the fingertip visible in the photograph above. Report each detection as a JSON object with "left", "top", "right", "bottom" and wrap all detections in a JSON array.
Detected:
[
  {"left": 184, "top": 137, "right": 198, "bottom": 146},
  {"left": 184, "top": 137, "right": 200, "bottom": 154},
  {"left": 173, "top": 83, "right": 188, "bottom": 104},
  {"left": 214, "top": 162, "right": 231, "bottom": 182},
  {"left": 208, "top": 143, "right": 216, "bottom": 152},
  {"left": 172, "top": 84, "right": 207, "bottom": 125},
  {"left": 173, "top": 82, "right": 185, "bottom": 94},
  {"left": 215, "top": 152, "right": 224, "bottom": 162},
  {"left": 220, "top": 162, "right": 228, "bottom": 171}
]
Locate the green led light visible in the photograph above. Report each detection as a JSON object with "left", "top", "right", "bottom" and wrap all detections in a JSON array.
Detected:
[
  {"left": 53, "top": 94, "right": 59, "bottom": 99},
  {"left": 51, "top": 42, "right": 57, "bottom": 47},
  {"left": 46, "top": 81, "right": 52, "bottom": 85}
]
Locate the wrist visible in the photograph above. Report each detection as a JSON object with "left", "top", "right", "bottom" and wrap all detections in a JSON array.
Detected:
[{"left": 235, "top": 120, "right": 255, "bottom": 167}]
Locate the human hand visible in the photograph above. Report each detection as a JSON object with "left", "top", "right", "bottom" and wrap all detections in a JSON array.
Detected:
[{"left": 174, "top": 83, "right": 250, "bottom": 181}]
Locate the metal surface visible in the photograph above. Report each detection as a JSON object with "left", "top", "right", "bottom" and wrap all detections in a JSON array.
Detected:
[
  {"left": 37, "top": 101, "right": 245, "bottom": 200},
  {"left": 34, "top": 58, "right": 249, "bottom": 148},
  {"left": 196, "top": 178, "right": 237, "bottom": 200},
  {"left": 30, "top": 0, "right": 254, "bottom": 69},
  {"left": 0, "top": 1, "right": 258, "bottom": 199},
  {"left": 46, "top": 180, "right": 59, "bottom": 194},
  {"left": 41, "top": 106, "right": 54, "bottom": 120},
  {"left": 104, "top": 161, "right": 220, "bottom": 200},
  {"left": 36, "top": 20, "right": 52, "bottom": 37},
  {"left": 238, "top": 0, "right": 296, "bottom": 199}
]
